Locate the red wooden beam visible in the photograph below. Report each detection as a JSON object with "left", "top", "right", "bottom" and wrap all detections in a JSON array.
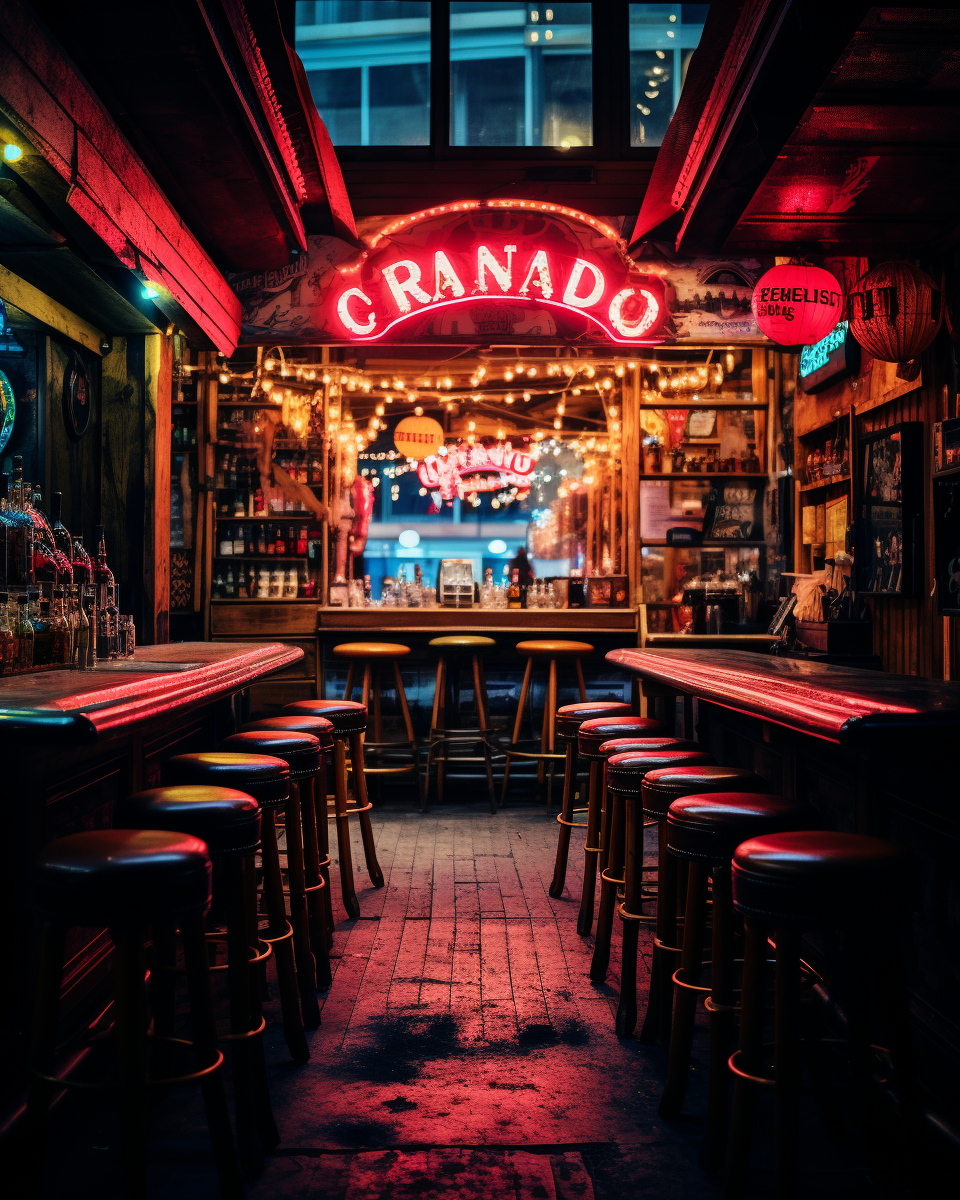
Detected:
[{"left": 0, "top": 0, "right": 242, "bottom": 353}]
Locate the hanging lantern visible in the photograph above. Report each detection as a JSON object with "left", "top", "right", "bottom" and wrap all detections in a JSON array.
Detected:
[
  {"left": 393, "top": 414, "right": 445, "bottom": 460},
  {"left": 849, "top": 261, "right": 942, "bottom": 364},
  {"left": 751, "top": 263, "right": 845, "bottom": 346}
]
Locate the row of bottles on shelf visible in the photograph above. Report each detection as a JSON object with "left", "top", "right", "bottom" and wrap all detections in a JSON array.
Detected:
[
  {"left": 216, "top": 452, "right": 322, "bottom": 488},
  {"left": 641, "top": 442, "right": 763, "bottom": 475},
  {"left": 217, "top": 523, "right": 320, "bottom": 558},
  {"left": 802, "top": 430, "right": 849, "bottom": 486},
  {"left": 172, "top": 406, "right": 197, "bottom": 449},
  {"left": 217, "top": 406, "right": 323, "bottom": 444},
  {"left": 0, "top": 458, "right": 132, "bottom": 672},
  {"left": 214, "top": 564, "right": 315, "bottom": 600}
]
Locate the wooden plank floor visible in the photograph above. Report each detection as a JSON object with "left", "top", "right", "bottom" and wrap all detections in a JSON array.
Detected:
[{"left": 32, "top": 792, "right": 885, "bottom": 1199}]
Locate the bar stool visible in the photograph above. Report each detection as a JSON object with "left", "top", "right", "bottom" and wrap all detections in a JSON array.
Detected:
[
  {"left": 726, "top": 831, "right": 912, "bottom": 1200},
  {"left": 636, "top": 765, "right": 771, "bottom": 1045},
  {"left": 240, "top": 716, "right": 336, "bottom": 966},
  {"left": 163, "top": 752, "right": 309, "bottom": 1065},
  {"left": 334, "top": 641, "right": 419, "bottom": 794},
  {"left": 426, "top": 635, "right": 498, "bottom": 814},
  {"left": 24, "top": 830, "right": 242, "bottom": 1199},
  {"left": 657, "top": 793, "right": 816, "bottom": 1168},
  {"left": 589, "top": 736, "right": 701, "bottom": 983},
  {"left": 575, "top": 715, "right": 669, "bottom": 936},
  {"left": 219, "top": 731, "right": 329, "bottom": 1025},
  {"left": 500, "top": 639, "right": 594, "bottom": 807},
  {"left": 115, "top": 786, "right": 279, "bottom": 1179},
  {"left": 550, "top": 702, "right": 636, "bottom": 899},
  {"left": 282, "top": 699, "right": 384, "bottom": 920}
]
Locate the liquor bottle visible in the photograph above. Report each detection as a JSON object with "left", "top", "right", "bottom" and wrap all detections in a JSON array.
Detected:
[
  {"left": 233, "top": 523, "right": 245, "bottom": 556},
  {"left": 225, "top": 566, "right": 235, "bottom": 597},
  {"left": 33, "top": 596, "right": 53, "bottom": 666},
  {"left": 71, "top": 584, "right": 91, "bottom": 668},
  {"left": 228, "top": 455, "right": 237, "bottom": 489},
  {"left": 0, "top": 476, "right": 12, "bottom": 589},
  {"left": 257, "top": 526, "right": 267, "bottom": 555},
  {"left": 51, "top": 588, "right": 72, "bottom": 665},
  {"left": 11, "top": 458, "right": 34, "bottom": 585},
  {"left": 0, "top": 594, "right": 14, "bottom": 673},
  {"left": 297, "top": 525, "right": 308, "bottom": 556},
  {"left": 288, "top": 525, "right": 296, "bottom": 554},
  {"left": 246, "top": 525, "right": 256, "bottom": 556},
  {"left": 214, "top": 572, "right": 225, "bottom": 598},
  {"left": 508, "top": 568, "right": 521, "bottom": 609},
  {"left": 812, "top": 446, "right": 822, "bottom": 482},
  {"left": 15, "top": 594, "right": 33, "bottom": 670},
  {"left": 94, "top": 525, "right": 119, "bottom": 660},
  {"left": 275, "top": 525, "right": 286, "bottom": 556},
  {"left": 363, "top": 574, "right": 372, "bottom": 605},
  {"left": 49, "top": 492, "right": 73, "bottom": 564}
]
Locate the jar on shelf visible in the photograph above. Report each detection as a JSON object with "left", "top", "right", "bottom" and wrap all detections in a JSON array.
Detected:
[
  {"left": 257, "top": 569, "right": 270, "bottom": 599},
  {"left": 269, "top": 569, "right": 283, "bottom": 598}
]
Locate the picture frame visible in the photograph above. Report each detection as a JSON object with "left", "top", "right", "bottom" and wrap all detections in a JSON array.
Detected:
[{"left": 855, "top": 423, "right": 923, "bottom": 597}]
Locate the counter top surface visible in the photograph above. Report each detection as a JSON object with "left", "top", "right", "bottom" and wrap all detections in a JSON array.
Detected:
[
  {"left": 0, "top": 642, "right": 303, "bottom": 743},
  {"left": 606, "top": 647, "right": 960, "bottom": 744}
]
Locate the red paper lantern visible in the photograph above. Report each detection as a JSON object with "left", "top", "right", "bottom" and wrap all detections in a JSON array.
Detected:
[
  {"left": 849, "top": 261, "right": 942, "bottom": 363},
  {"left": 751, "top": 263, "right": 845, "bottom": 346}
]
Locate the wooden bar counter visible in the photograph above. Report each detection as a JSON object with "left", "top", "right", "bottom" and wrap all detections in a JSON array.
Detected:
[
  {"left": 0, "top": 641, "right": 302, "bottom": 1108},
  {"left": 607, "top": 646, "right": 960, "bottom": 1126}
]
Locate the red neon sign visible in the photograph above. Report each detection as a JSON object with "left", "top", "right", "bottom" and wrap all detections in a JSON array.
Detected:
[
  {"left": 330, "top": 203, "right": 665, "bottom": 345},
  {"left": 417, "top": 442, "right": 539, "bottom": 501}
]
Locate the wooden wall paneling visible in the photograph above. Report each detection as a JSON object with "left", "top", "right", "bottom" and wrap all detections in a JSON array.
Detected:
[
  {"left": 201, "top": 354, "right": 218, "bottom": 639},
  {"left": 624, "top": 366, "right": 640, "bottom": 607},
  {"left": 145, "top": 332, "right": 171, "bottom": 644},
  {"left": 45, "top": 335, "right": 102, "bottom": 542}
]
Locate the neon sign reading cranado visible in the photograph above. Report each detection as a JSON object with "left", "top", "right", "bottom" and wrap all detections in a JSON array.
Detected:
[{"left": 330, "top": 201, "right": 665, "bottom": 345}]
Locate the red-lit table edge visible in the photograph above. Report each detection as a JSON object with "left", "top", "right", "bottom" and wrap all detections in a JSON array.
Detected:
[
  {"left": 606, "top": 647, "right": 960, "bottom": 746},
  {"left": 0, "top": 641, "right": 303, "bottom": 743}
]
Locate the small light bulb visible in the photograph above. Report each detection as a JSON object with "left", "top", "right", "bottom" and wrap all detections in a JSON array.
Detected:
[
  {"left": 414, "top": 406, "right": 424, "bottom": 416},
  {"left": 504, "top": 370, "right": 514, "bottom": 381},
  {"left": 219, "top": 371, "right": 230, "bottom": 384}
]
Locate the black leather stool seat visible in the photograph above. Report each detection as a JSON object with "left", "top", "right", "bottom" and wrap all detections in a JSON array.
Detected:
[
  {"left": 642, "top": 765, "right": 769, "bottom": 821},
  {"left": 241, "top": 715, "right": 335, "bottom": 751},
  {"left": 35, "top": 829, "right": 211, "bottom": 926},
  {"left": 282, "top": 699, "right": 368, "bottom": 735},
  {"left": 607, "top": 749, "right": 715, "bottom": 794},
  {"left": 732, "top": 830, "right": 905, "bottom": 927},
  {"left": 667, "top": 793, "right": 814, "bottom": 864},
  {"left": 578, "top": 716, "right": 665, "bottom": 759},
  {"left": 164, "top": 752, "right": 289, "bottom": 809},
  {"left": 556, "top": 701, "right": 633, "bottom": 740},
  {"left": 116, "top": 787, "right": 261, "bottom": 859},
  {"left": 221, "top": 731, "right": 321, "bottom": 780},
  {"left": 599, "top": 736, "right": 699, "bottom": 757}
]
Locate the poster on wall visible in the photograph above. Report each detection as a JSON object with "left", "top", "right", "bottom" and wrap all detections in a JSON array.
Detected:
[
  {"left": 856, "top": 423, "right": 923, "bottom": 597},
  {"left": 632, "top": 256, "right": 772, "bottom": 342}
]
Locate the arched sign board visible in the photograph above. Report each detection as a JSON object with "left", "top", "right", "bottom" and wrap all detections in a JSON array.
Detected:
[{"left": 229, "top": 202, "right": 771, "bottom": 346}]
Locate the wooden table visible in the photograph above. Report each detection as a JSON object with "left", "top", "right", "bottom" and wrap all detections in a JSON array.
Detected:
[{"left": 0, "top": 641, "right": 302, "bottom": 1107}]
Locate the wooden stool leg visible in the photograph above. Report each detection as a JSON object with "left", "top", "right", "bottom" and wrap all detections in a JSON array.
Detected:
[
  {"left": 427, "top": 656, "right": 444, "bottom": 808},
  {"left": 701, "top": 864, "right": 736, "bottom": 1170},
  {"left": 284, "top": 784, "right": 321, "bottom": 1027},
  {"left": 149, "top": 921, "right": 179, "bottom": 1082},
  {"left": 660, "top": 860, "right": 709, "bottom": 1117},
  {"left": 316, "top": 755, "right": 335, "bottom": 941},
  {"left": 472, "top": 654, "right": 497, "bottom": 814},
  {"left": 616, "top": 791, "right": 643, "bottom": 1037},
  {"left": 723, "top": 920, "right": 768, "bottom": 1200},
  {"left": 350, "top": 729, "right": 384, "bottom": 887},
  {"left": 545, "top": 659, "right": 558, "bottom": 809},
  {"left": 332, "top": 738, "right": 360, "bottom": 919},
  {"left": 222, "top": 857, "right": 277, "bottom": 1172},
  {"left": 774, "top": 927, "right": 802, "bottom": 1200},
  {"left": 112, "top": 924, "right": 150, "bottom": 1199},
  {"left": 639, "top": 821, "right": 678, "bottom": 1045},
  {"left": 22, "top": 918, "right": 66, "bottom": 1182},
  {"left": 260, "top": 809, "right": 310, "bottom": 1063},
  {"left": 575, "top": 656, "right": 587, "bottom": 701},
  {"left": 240, "top": 856, "right": 280, "bottom": 1148},
  {"left": 180, "top": 913, "right": 244, "bottom": 1199},
  {"left": 342, "top": 662, "right": 355, "bottom": 702},
  {"left": 536, "top": 666, "right": 551, "bottom": 801},
  {"left": 591, "top": 787, "right": 625, "bottom": 982},
  {"left": 299, "top": 774, "right": 332, "bottom": 984},
  {"left": 576, "top": 761, "right": 603, "bottom": 936},
  {"left": 550, "top": 740, "right": 579, "bottom": 897},
  {"left": 393, "top": 659, "right": 423, "bottom": 810},
  {"left": 435, "top": 655, "right": 448, "bottom": 805},
  {"left": 501, "top": 657, "right": 533, "bottom": 805}
]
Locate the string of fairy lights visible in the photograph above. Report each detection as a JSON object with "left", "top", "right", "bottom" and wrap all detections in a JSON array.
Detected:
[{"left": 195, "top": 346, "right": 739, "bottom": 476}]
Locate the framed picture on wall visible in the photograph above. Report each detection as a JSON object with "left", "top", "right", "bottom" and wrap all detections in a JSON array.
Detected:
[{"left": 856, "top": 423, "right": 923, "bottom": 597}]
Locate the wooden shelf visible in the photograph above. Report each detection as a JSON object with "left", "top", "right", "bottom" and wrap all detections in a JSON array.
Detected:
[
  {"left": 639, "top": 473, "right": 768, "bottom": 481},
  {"left": 639, "top": 401, "right": 767, "bottom": 410},
  {"left": 214, "top": 555, "right": 309, "bottom": 562},
  {"left": 215, "top": 514, "right": 315, "bottom": 521},
  {"left": 798, "top": 474, "right": 850, "bottom": 493},
  {"left": 641, "top": 539, "right": 767, "bottom": 548}
]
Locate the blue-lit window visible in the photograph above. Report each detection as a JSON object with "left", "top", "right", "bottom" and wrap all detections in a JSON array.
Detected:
[
  {"left": 450, "top": 3, "right": 593, "bottom": 147},
  {"left": 295, "top": 2, "right": 431, "bottom": 146},
  {"left": 629, "top": 4, "right": 707, "bottom": 146}
]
